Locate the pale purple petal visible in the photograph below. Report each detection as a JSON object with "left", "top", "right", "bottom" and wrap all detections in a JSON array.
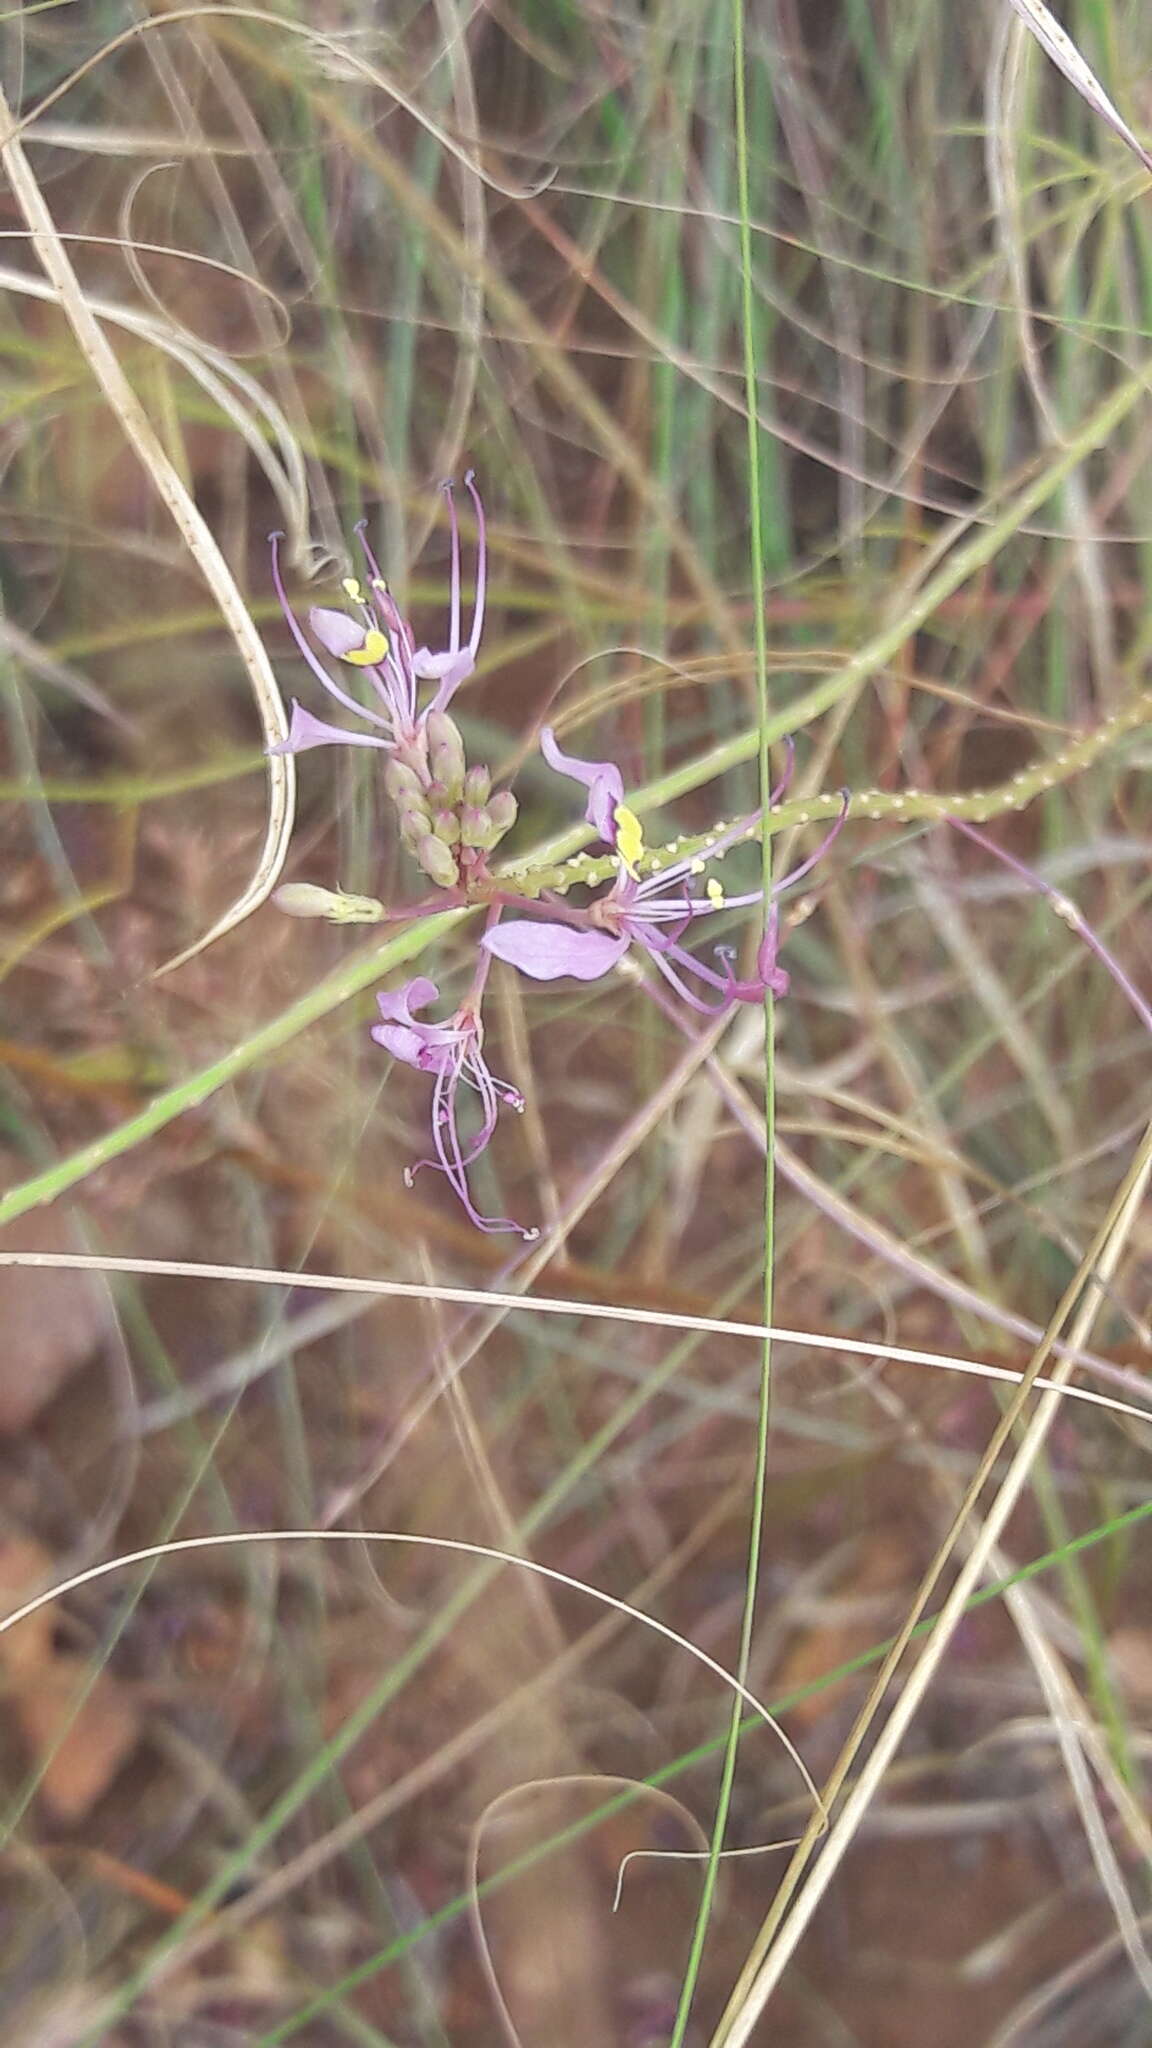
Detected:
[
  {"left": 413, "top": 647, "right": 476, "bottom": 717},
  {"left": 375, "top": 976, "right": 440, "bottom": 1026},
  {"left": 371, "top": 1020, "right": 432, "bottom": 1068},
  {"left": 412, "top": 647, "right": 474, "bottom": 682},
  {"left": 372, "top": 978, "right": 460, "bottom": 1071},
  {"left": 269, "top": 702, "right": 393, "bottom": 755},
  {"left": 309, "top": 606, "right": 373, "bottom": 660},
  {"left": 539, "top": 726, "right": 624, "bottom": 842},
  {"left": 482, "top": 920, "right": 628, "bottom": 982}
]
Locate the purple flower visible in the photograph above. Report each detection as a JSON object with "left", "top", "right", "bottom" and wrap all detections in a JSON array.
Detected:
[
  {"left": 536, "top": 724, "right": 793, "bottom": 865},
  {"left": 371, "top": 976, "right": 537, "bottom": 1238},
  {"left": 482, "top": 735, "right": 846, "bottom": 1013},
  {"left": 482, "top": 842, "right": 788, "bottom": 1012},
  {"left": 539, "top": 727, "right": 625, "bottom": 844},
  {"left": 269, "top": 474, "right": 487, "bottom": 759}
]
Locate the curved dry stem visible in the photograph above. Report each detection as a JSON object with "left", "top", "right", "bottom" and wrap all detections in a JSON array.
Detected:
[
  {"left": 1, "top": 1251, "right": 1149, "bottom": 1432},
  {"left": 467, "top": 1776, "right": 709, "bottom": 2048},
  {"left": 13, "top": 5, "right": 555, "bottom": 204},
  {"left": 712, "top": 1122, "right": 1152, "bottom": 2045},
  {"left": 0, "top": 259, "right": 310, "bottom": 551},
  {"left": 0, "top": 81, "right": 296, "bottom": 973},
  {"left": 0, "top": 1522, "right": 826, "bottom": 2033},
  {"left": 1004, "top": 0, "right": 1152, "bottom": 174}
]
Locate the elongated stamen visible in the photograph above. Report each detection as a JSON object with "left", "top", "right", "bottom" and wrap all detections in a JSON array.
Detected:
[
  {"left": 352, "top": 537, "right": 404, "bottom": 641},
  {"left": 770, "top": 735, "right": 795, "bottom": 808},
  {"left": 385, "top": 982, "right": 535, "bottom": 1237},
  {"left": 636, "top": 812, "right": 760, "bottom": 895},
  {"left": 627, "top": 898, "right": 713, "bottom": 923},
  {"left": 442, "top": 480, "right": 462, "bottom": 653},
  {"left": 620, "top": 782, "right": 843, "bottom": 955},
  {"left": 774, "top": 789, "right": 850, "bottom": 894},
  {"left": 353, "top": 518, "right": 386, "bottom": 588},
  {"left": 351, "top": 521, "right": 422, "bottom": 729},
  {"left": 644, "top": 940, "right": 735, "bottom": 1015},
  {"left": 425, "top": 1051, "right": 533, "bottom": 1237},
  {"left": 463, "top": 469, "right": 487, "bottom": 656}
]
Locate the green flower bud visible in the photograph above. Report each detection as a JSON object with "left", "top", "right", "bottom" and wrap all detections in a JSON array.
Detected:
[
  {"left": 415, "top": 834, "right": 460, "bottom": 889},
  {"left": 392, "top": 783, "right": 430, "bottom": 824},
  {"left": 458, "top": 804, "right": 491, "bottom": 849},
  {"left": 486, "top": 790, "right": 518, "bottom": 841},
  {"left": 398, "top": 805, "right": 430, "bottom": 848},
  {"left": 392, "top": 741, "right": 426, "bottom": 781},
  {"left": 273, "top": 883, "right": 386, "bottom": 924},
  {"left": 425, "top": 711, "right": 467, "bottom": 801},
  {"left": 384, "top": 759, "right": 426, "bottom": 806},
  {"left": 463, "top": 764, "right": 492, "bottom": 806},
  {"left": 431, "top": 809, "right": 461, "bottom": 846}
]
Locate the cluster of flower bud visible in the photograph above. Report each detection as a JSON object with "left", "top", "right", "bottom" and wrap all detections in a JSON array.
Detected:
[{"left": 385, "top": 710, "right": 517, "bottom": 890}]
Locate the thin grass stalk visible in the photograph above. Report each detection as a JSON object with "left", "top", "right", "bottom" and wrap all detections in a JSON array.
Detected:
[
  {"left": 671, "top": 3, "right": 781, "bottom": 2036},
  {"left": 712, "top": 1120, "right": 1152, "bottom": 2043},
  {"left": 4, "top": 538, "right": 1151, "bottom": 1235},
  {"left": 2, "top": 1249, "right": 1150, "bottom": 1431}
]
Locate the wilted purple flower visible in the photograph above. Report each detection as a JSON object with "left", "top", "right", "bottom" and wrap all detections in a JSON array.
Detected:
[
  {"left": 371, "top": 976, "right": 537, "bottom": 1238},
  {"left": 481, "top": 731, "right": 846, "bottom": 1013},
  {"left": 269, "top": 474, "right": 487, "bottom": 760}
]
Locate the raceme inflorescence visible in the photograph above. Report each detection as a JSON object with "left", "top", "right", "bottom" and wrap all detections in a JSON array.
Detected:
[{"left": 270, "top": 476, "right": 843, "bottom": 1236}]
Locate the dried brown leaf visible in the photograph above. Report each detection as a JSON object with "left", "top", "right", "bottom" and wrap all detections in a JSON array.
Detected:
[
  {"left": 13, "top": 1655, "right": 140, "bottom": 1823},
  {"left": 0, "top": 1531, "right": 141, "bottom": 1821},
  {"left": 0, "top": 1199, "right": 110, "bottom": 1434},
  {"left": 0, "top": 1533, "right": 58, "bottom": 1675}
]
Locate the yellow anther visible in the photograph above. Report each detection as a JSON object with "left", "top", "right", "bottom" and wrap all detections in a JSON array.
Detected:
[
  {"left": 614, "top": 803, "right": 645, "bottom": 877},
  {"left": 341, "top": 576, "right": 366, "bottom": 604},
  {"left": 343, "top": 627, "right": 390, "bottom": 668},
  {"left": 689, "top": 859, "right": 705, "bottom": 876},
  {"left": 706, "top": 877, "right": 725, "bottom": 909}
]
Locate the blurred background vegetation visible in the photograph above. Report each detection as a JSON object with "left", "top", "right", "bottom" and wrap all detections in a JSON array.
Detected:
[{"left": 2, "top": 2, "right": 1152, "bottom": 2042}]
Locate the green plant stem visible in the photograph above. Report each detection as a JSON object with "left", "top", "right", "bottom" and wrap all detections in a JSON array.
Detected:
[
  {"left": 1, "top": 361, "right": 1147, "bottom": 1231},
  {"left": 1, "top": 639, "right": 1149, "bottom": 1232},
  {"left": 0, "top": 908, "right": 466, "bottom": 1226},
  {"left": 670, "top": 8, "right": 778, "bottom": 2040}
]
